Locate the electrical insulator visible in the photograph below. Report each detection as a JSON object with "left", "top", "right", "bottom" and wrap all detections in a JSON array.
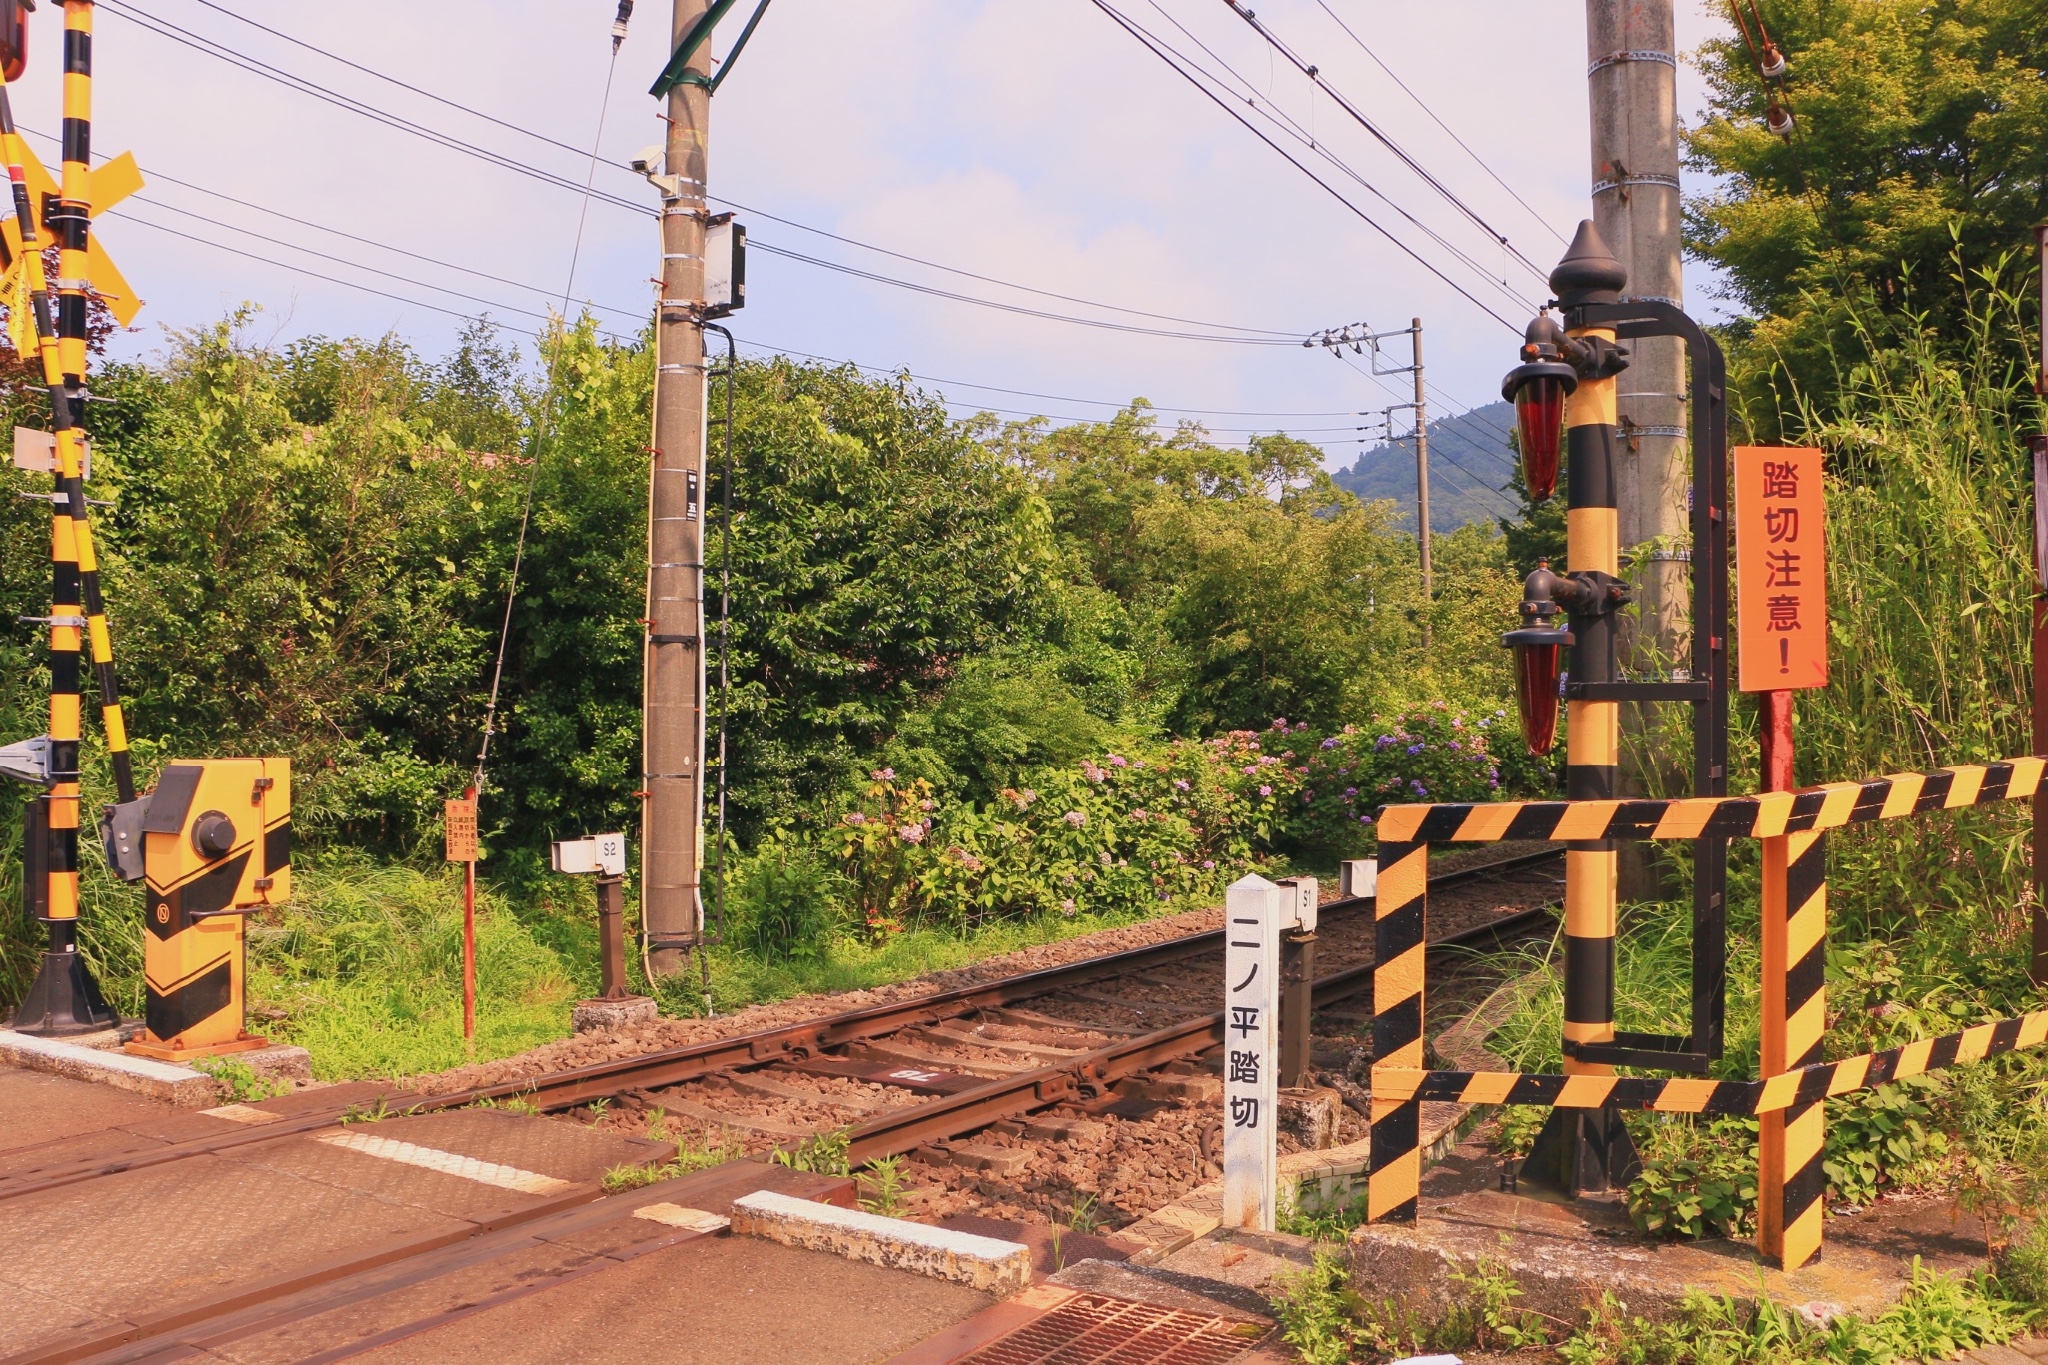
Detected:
[
  {"left": 1758, "top": 43, "right": 1787, "bottom": 80},
  {"left": 0, "top": 2, "right": 26, "bottom": 84},
  {"left": 1766, "top": 102, "right": 1795, "bottom": 138}
]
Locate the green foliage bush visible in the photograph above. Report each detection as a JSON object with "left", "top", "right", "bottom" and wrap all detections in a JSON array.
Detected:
[
  {"left": 1626, "top": 1116, "right": 1761, "bottom": 1241},
  {"left": 726, "top": 840, "right": 844, "bottom": 963}
]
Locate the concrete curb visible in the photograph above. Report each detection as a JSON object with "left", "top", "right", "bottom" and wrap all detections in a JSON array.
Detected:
[
  {"left": 730, "top": 1189, "right": 1032, "bottom": 1294},
  {"left": 0, "top": 1029, "right": 218, "bottom": 1107}
]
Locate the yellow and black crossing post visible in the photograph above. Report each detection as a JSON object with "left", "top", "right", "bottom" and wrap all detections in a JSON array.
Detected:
[
  {"left": 2, "top": 0, "right": 144, "bottom": 1033},
  {"left": 1512, "top": 222, "right": 1643, "bottom": 1195},
  {"left": 1367, "top": 840, "right": 1428, "bottom": 1222}
]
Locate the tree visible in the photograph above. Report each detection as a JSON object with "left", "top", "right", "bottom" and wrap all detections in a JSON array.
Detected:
[{"left": 1685, "top": 0, "right": 2048, "bottom": 427}]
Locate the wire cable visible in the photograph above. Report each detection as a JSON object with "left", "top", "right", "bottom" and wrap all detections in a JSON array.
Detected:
[
  {"left": 99, "top": 0, "right": 653, "bottom": 217},
  {"left": 753, "top": 241, "right": 1295, "bottom": 346},
  {"left": 1090, "top": 0, "right": 1522, "bottom": 330},
  {"left": 1219, "top": 0, "right": 1548, "bottom": 282},
  {"left": 1130, "top": 0, "right": 1539, "bottom": 313},
  {"left": 1310, "top": 0, "right": 1567, "bottom": 247},
  {"left": 102, "top": 3, "right": 1323, "bottom": 345},
  {"left": 474, "top": 24, "right": 624, "bottom": 790}
]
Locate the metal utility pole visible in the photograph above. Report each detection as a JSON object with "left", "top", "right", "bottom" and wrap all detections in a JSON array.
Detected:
[
  {"left": 644, "top": 0, "right": 712, "bottom": 978},
  {"left": 1309, "top": 318, "right": 1431, "bottom": 616},
  {"left": 1587, "top": 0, "right": 1686, "bottom": 894},
  {"left": 1410, "top": 317, "right": 1433, "bottom": 607}
]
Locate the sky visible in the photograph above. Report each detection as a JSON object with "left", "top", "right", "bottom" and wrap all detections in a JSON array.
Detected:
[{"left": 10, "top": 0, "right": 1732, "bottom": 480}]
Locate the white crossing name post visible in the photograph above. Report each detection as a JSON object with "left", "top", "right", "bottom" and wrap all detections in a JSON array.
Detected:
[{"left": 1222, "top": 873, "right": 1284, "bottom": 1230}]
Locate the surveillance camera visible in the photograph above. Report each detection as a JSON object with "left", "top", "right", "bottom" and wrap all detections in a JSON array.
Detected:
[{"left": 630, "top": 144, "right": 664, "bottom": 175}]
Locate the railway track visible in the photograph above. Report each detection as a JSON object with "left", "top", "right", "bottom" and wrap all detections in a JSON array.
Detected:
[
  {"left": 2, "top": 849, "right": 1563, "bottom": 1365},
  {"left": 0, "top": 846, "right": 1563, "bottom": 1212}
]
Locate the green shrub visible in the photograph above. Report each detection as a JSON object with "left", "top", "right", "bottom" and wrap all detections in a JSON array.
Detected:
[
  {"left": 1823, "top": 1077, "right": 1950, "bottom": 1206},
  {"left": 1270, "top": 1250, "right": 1368, "bottom": 1365},
  {"left": 728, "top": 840, "right": 844, "bottom": 962},
  {"left": 1998, "top": 1217, "right": 2048, "bottom": 1306},
  {"left": 1625, "top": 1116, "right": 1760, "bottom": 1240}
]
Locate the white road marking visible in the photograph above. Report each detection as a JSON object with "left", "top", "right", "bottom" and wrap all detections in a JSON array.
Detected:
[{"left": 312, "top": 1129, "right": 574, "bottom": 1194}]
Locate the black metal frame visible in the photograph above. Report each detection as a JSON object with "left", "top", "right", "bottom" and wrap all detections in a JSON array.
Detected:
[{"left": 1559, "top": 298, "right": 1730, "bottom": 1074}]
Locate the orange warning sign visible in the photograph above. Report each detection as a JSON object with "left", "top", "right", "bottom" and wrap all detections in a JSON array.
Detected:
[
  {"left": 445, "top": 798, "right": 478, "bottom": 863},
  {"left": 1734, "top": 445, "right": 1828, "bottom": 692}
]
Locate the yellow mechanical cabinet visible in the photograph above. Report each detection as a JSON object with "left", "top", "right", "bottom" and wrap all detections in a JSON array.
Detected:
[{"left": 123, "top": 758, "right": 291, "bottom": 1060}]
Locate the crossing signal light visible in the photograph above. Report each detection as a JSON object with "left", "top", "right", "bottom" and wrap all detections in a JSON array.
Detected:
[
  {"left": 0, "top": 4, "right": 25, "bottom": 85},
  {"left": 1501, "top": 315, "right": 1577, "bottom": 503},
  {"left": 1503, "top": 560, "right": 1573, "bottom": 756}
]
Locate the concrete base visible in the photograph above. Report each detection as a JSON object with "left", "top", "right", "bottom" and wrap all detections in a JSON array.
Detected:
[
  {"left": 732, "top": 1189, "right": 1033, "bottom": 1294},
  {"left": 0, "top": 1028, "right": 217, "bottom": 1107},
  {"left": 31, "top": 1020, "right": 146, "bottom": 1052},
  {"left": 1349, "top": 1140, "right": 1929, "bottom": 1326},
  {"left": 571, "top": 995, "right": 658, "bottom": 1033},
  {"left": 1276, "top": 1087, "right": 1340, "bottom": 1151},
  {"left": 238, "top": 1043, "right": 314, "bottom": 1085}
]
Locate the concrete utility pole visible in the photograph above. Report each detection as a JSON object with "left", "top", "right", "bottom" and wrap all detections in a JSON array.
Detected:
[
  {"left": 1411, "top": 317, "right": 1433, "bottom": 608},
  {"left": 644, "top": 0, "right": 712, "bottom": 977},
  {"left": 1587, "top": 0, "right": 1687, "bottom": 891}
]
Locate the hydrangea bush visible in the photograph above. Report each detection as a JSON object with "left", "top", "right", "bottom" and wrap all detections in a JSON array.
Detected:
[{"left": 817, "top": 706, "right": 1562, "bottom": 938}]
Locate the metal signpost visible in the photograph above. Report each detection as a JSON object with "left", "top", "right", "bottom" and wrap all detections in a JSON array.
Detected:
[
  {"left": 445, "top": 793, "right": 479, "bottom": 1041},
  {"left": 1734, "top": 444, "right": 1830, "bottom": 1269},
  {"left": 1222, "top": 874, "right": 1282, "bottom": 1232}
]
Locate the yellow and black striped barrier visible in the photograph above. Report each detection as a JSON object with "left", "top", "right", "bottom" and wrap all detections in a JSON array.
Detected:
[{"left": 1366, "top": 755, "right": 2048, "bottom": 1271}]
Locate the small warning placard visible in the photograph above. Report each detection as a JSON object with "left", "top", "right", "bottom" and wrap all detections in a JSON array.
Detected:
[
  {"left": 445, "top": 798, "right": 477, "bottom": 863},
  {"left": 1734, "top": 445, "right": 1828, "bottom": 692}
]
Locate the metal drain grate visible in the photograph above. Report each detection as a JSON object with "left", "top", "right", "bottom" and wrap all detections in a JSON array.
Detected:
[{"left": 959, "top": 1292, "right": 1267, "bottom": 1365}]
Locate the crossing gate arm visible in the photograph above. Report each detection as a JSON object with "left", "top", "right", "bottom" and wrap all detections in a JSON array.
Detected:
[
  {"left": 1373, "top": 757, "right": 2047, "bottom": 844},
  {"left": 1369, "top": 1007, "right": 2048, "bottom": 1116}
]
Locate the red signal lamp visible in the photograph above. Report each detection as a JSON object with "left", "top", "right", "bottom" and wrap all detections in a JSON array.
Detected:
[
  {"left": 0, "top": 3, "right": 25, "bottom": 85},
  {"left": 1501, "top": 316, "right": 1577, "bottom": 503},
  {"left": 1502, "top": 559, "right": 1575, "bottom": 756}
]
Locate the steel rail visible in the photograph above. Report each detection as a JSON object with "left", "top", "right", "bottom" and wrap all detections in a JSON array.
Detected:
[
  {"left": 5, "top": 854, "right": 1564, "bottom": 1365},
  {"left": 0, "top": 847, "right": 1560, "bottom": 1204}
]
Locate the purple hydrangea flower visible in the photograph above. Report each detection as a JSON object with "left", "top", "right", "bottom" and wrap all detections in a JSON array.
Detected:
[
  {"left": 1407, "top": 743, "right": 1423, "bottom": 755},
  {"left": 1173, "top": 778, "right": 1191, "bottom": 791},
  {"left": 1259, "top": 784, "right": 1273, "bottom": 796},
  {"left": 1064, "top": 810, "right": 1087, "bottom": 827},
  {"left": 897, "top": 824, "right": 926, "bottom": 843},
  {"left": 1321, "top": 737, "right": 1340, "bottom": 750}
]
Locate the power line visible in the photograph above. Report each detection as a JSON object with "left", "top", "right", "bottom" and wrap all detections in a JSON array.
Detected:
[
  {"left": 1089, "top": 0, "right": 1523, "bottom": 331},
  {"left": 753, "top": 241, "right": 1295, "bottom": 347},
  {"left": 1129, "top": 0, "right": 1539, "bottom": 315},
  {"left": 1310, "top": 0, "right": 1567, "bottom": 247},
  {"left": 99, "top": 0, "right": 652, "bottom": 216},
  {"left": 1218, "top": 0, "right": 1549, "bottom": 283},
  {"left": 709, "top": 192, "right": 1300, "bottom": 338},
  {"left": 181, "top": 0, "right": 612, "bottom": 167},
  {"left": 105, "top": 210, "right": 558, "bottom": 340},
  {"left": 105, "top": 2, "right": 1317, "bottom": 345}
]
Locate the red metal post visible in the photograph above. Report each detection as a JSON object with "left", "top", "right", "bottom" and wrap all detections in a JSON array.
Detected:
[
  {"left": 2032, "top": 222, "right": 2048, "bottom": 987},
  {"left": 462, "top": 783, "right": 477, "bottom": 1042}
]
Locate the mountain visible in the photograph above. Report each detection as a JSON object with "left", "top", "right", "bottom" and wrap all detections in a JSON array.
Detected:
[{"left": 1331, "top": 400, "right": 1518, "bottom": 535}]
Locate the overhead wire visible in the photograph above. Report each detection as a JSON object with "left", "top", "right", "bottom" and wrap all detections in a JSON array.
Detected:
[
  {"left": 1129, "top": 0, "right": 1540, "bottom": 314},
  {"left": 1309, "top": 0, "right": 1568, "bottom": 247},
  {"left": 473, "top": 9, "right": 629, "bottom": 792},
  {"left": 1089, "top": 0, "right": 1524, "bottom": 331},
  {"left": 98, "top": 0, "right": 653, "bottom": 216},
  {"left": 100, "top": 2, "right": 1316, "bottom": 344},
  {"left": 1218, "top": 0, "right": 1549, "bottom": 282}
]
